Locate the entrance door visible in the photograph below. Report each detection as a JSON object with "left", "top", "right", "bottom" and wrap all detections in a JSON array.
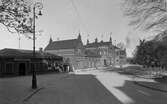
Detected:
[{"left": 19, "top": 63, "right": 26, "bottom": 75}]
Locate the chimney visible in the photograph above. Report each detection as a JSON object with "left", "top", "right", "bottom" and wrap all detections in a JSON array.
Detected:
[
  {"left": 95, "top": 38, "right": 98, "bottom": 43},
  {"left": 49, "top": 37, "right": 53, "bottom": 44},
  {"left": 87, "top": 39, "right": 89, "bottom": 45},
  {"left": 109, "top": 36, "right": 112, "bottom": 44}
]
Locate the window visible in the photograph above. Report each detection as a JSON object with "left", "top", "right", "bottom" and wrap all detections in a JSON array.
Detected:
[{"left": 6, "top": 63, "right": 13, "bottom": 73}]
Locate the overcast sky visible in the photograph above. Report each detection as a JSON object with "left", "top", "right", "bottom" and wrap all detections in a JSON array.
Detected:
[{"left": 0, "top": 0, "right": 150, "bottom": 57}]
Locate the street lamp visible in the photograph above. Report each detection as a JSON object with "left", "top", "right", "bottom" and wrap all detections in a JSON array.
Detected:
[{"left": 32, "top": 2, "right": 43, "bottom": 89}]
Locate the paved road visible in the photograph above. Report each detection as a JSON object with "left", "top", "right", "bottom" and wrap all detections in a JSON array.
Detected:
[
  {"left": 79, "top": 69, "right": 167, "bottom": 104},
  {"left": 1, "top": 70, "right": 167, "bottom": 104}
]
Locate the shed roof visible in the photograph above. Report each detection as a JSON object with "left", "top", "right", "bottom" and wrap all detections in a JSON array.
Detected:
[{"left": 0, "top": 48, "right": 62, "bottom": 59}]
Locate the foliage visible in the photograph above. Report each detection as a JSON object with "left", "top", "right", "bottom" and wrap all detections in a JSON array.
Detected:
[
  {"left": 133, "top": 38, "right": 167, "bottom": 67},
  {"left": 0, "top": 0, "right": 35, "bottom": 38},
  {"left": 123, "top": 0, "right": 167, "bottom": 34},
  {"left": 154, "top": 43, "right": 167, "bottom": 66},
  {"left": 122, "top": 0, "right": 167, "bottom": 67}
]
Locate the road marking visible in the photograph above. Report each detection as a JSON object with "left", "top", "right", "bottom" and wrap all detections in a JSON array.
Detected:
[{"left": 137, "top": 89, "right": 150, "bottom": 96}]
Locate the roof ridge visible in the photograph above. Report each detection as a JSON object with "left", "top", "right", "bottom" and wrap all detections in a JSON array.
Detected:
[
  {"left": 52, "top": 38, "right": 78, "bottom": 43},
  {"left": 1, "top": 48, "right": 41, "bottom": 53}
]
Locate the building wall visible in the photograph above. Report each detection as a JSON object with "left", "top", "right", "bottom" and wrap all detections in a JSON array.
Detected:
[
  {"left": 45, "top": 49, "right": 75, "bottom": 57},
  {"left": 114, "top": 49, "right": 127, "bottom": 65},
  {"left": 45, "top": 48, "right": 86, "bottom": 70},
  {"left": 0, "top": 58, "right": 62, "bottom": 77},
  {"left": 85, "top": 57, "right": 101, "bottom": 68},
  {"left": 85, "top": 44, "right": 127, "bottom": 67},
  {"left": 85, "top": 45, "right": 114, "bottom": 66}
]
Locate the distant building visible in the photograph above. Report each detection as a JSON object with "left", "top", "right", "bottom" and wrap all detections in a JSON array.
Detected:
[
  {"left": 0, "top": 48, "right": 63, "bottom": 77},
  {"left": 45, "top": 33, "right": 127, "bottom": 69},
  {"left": 114, "top": 48, "right": 127, "bottom": 66},
  {"left": 45, "top": 33, "right": 86, "bottom": 69},
  {"left": 85, "top": 37, "right": 117, "bottom": 66}
]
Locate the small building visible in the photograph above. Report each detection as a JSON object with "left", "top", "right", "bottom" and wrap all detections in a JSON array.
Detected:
[{"left": 0, "top": 48, "right": 63, "bottom": 77}]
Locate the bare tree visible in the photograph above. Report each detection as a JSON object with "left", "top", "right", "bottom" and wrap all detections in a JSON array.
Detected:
[
  {"left": 0, "top": 0, "right": 35, "bottom": 38},
  {"left": 123, "top": 0, "right": 167, "bottom": 34}
]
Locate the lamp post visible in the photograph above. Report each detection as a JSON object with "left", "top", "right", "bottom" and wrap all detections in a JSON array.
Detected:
[{"left": 32, "top": 2, "right": 43, "bottom": 89}]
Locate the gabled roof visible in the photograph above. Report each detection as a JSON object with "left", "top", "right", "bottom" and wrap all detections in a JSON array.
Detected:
[
  {"left": 0, "top": 48, "right": 62, "bottom": 59},
  {"left": 45, "top": 39, "right": 81, "bottom": 50}
]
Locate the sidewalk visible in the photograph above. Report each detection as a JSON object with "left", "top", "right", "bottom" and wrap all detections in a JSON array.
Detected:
[
  {"left": 0, "top": 73, "right": 69, "bottom": 104},
  {"left": 112, "top": 65, "right": 167, "bottom": 93},
  {"left": 134, "top": 76, "right": 167, "bottom": 93}
]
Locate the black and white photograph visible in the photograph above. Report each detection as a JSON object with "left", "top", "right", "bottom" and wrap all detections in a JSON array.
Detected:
[{"left": 0, "top": 0, "right": 167, "bottom": 104}]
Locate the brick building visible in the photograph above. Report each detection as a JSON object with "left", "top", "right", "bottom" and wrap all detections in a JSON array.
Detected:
[
  {"left": 45, "top": 34, "right": 127, "bottom": 70},
  {"left": 84, "top": 37, "right": 122, "bottom": 66},
  {"left": 45, "top": 34, "right": 87, "bottom": 69}
]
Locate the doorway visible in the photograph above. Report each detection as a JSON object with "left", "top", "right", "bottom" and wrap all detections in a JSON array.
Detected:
[{"left": 19, "top": 63, "right": 26, "bottom": 75}]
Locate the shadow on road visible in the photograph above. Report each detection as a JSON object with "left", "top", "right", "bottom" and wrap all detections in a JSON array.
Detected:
[
  {"left": 116, "top": 80, "right": 167, "bottom": 104},
  {"left": 2, "top": 74, "right": 122, "bottom": 104},
  {"left": 154, "top": 76, "right": 167, "bottom": 84}
]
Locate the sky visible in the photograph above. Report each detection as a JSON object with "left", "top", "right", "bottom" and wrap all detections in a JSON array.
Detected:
[{"left": 0, "top": 0, "right": 151, "bottom": 57}]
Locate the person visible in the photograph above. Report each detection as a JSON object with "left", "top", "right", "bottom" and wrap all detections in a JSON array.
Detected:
[
  {"left": 69, "top": 65, "right": 74, "bottom": 72},
  {"left": 63, "top": 64, "right": 67, "bottom": 72},
  {"left": 59, "top": 64, "right": 64, "bottom": 72},
  {"left": 54, "top": 63, "right": 59, "bottom": 72},
  {"left": 48, "top": 64, "right": 52, "bottom": 70},
  {"left": 66, "top": 65, "right": 69, "bottom": 72}
]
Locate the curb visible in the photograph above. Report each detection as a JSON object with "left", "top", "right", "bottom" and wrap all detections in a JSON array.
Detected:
[
  {"left": 133, "top": 74, "right": 167, "bottom": 93},
  {"left": 134, "top": 81, "right": 167, "bottom": 93},
  {"left": 134, "top": 75, "right": 161, "bottom": 79}
]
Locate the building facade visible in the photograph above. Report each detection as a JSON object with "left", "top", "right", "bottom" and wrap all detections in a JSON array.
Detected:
[
  {"left": 85, "top": 37, "right": 119, "bottom": 66},
  {"left": 114, "top": 48, "right": 127, "bottom": 66},
  {"left": 84, "top": 50, "right": 101, "bottom": 68},
  {"left": 45, "top": 34, "right": 127, "bottom": 70},
  {"left": 45, "top": 34, "right": 87, "bottom": 69},
  {"left": 0, "top": 48, "right": 63, "bottom": 77}
]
